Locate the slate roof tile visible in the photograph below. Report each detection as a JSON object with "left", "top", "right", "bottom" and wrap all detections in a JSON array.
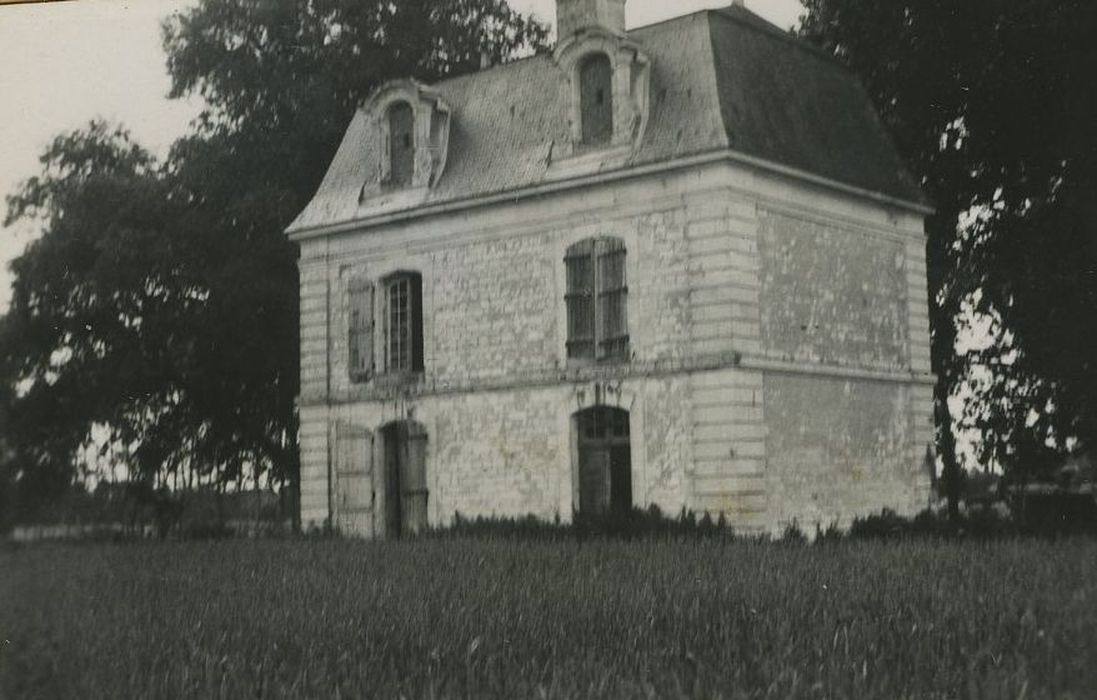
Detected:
[{"left": 288, "top": 5, "right": 924, "bottom": 235}]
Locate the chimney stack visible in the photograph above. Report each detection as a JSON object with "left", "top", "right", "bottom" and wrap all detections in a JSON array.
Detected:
[{"left": 556, "top": 0, "right": 627, "bottom": 40}]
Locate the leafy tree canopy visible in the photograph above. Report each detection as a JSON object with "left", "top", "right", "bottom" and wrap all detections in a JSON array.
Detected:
[
  {"left": 2, "top": 0, "right": 547, "bottom": 523},
  {"left": 799, "top": 0, "right": 1097, "bottom": 488}
]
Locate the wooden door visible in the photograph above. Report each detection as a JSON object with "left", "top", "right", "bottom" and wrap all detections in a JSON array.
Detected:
[
  {"left": 577, "top": 407, "right": 632, "bottom": 515},
  {"left": 382, "top": 421, "right": 429, "bottom": 538},
  {"left": 579, "top": 448, "right": 612, "bottom": 514},
  {"left": 401, "top": 425, "right": 429, "bottom": 536},
  {"left": 334, "top": 422, "right": 374, "bottom": 536},
  {"left": 383, "top": 423, "right": 404, "bottom": 538}
]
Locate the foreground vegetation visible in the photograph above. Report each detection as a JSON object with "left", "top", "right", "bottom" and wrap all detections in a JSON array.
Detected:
[{"left": 2, "top": 537, "right": 1096, "bottom": 699}]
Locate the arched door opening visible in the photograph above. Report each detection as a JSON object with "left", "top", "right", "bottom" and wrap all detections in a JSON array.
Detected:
[
  {"left": 380, "top": 421, "right": 428, "bottom": 537},
  {"left": 575, "top": 406, "right": 632, "bottom": 515}
]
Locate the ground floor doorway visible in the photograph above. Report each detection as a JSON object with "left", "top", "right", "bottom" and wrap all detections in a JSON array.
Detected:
[
  {"left": 575, "top": 406, "right": 633, "bottom": 515},
  {"left": 380, "top": 421, "right": 428, "bottom": 537}
]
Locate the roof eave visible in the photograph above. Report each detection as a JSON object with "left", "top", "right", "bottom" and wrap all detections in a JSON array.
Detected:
[{"left": 285, "top": 146, "right": 934, "bottom": 241}]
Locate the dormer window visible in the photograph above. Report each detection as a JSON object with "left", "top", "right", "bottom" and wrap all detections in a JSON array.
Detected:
[
  {"left": 388, "top": 101, "right": 415, "bottom": 187},
  {"left": 580, "top": 53, "right": 613, "bottom": 146},
  {"left": 362, "top": 82, "right": 451, "bottom": 200},
  {"left": 552, "top": 26, "right": 651, "bottom": 166}
]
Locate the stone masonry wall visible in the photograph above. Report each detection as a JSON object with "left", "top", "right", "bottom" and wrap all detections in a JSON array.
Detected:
[
  {"left": 753, "top": 202, "right": 933, "bottom": 530},
  {"left": 763, "top": 374, "right": 930, "bottom": 530},
  {"left": 757, "top": 208, "right": 910, "bottom": 370},
  {"left": 295, "top": 162, "right": 935, "bottom": 535},
  {"left": 315, "top": 378, "right": 695, "bottom": 533},
  {"left": 315, "top": 182, "right": 698, "bottom": 404}
]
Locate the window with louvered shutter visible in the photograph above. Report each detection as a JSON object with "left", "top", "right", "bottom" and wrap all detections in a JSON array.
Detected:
[
  {"left": 348, "top": 279, "right": 375, "bottom": 381},
  {"left": 566, "top": 238, "right": 629, "bottom": 362}
]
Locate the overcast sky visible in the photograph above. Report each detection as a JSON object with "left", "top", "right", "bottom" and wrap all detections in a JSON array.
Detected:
[{"left": 0, "top": 0, "right": 803, "bottom": 310}]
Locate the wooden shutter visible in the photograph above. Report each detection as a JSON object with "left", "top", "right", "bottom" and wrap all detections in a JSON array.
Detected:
[
  {"left": 596, "top": 239, "right": 629, "bottom": 360},
  {"left": 401, "top": 424, "right": 429, "bottom": 536},
  {"left": 335, "top": 422, "right": 374, "bottom": 536},
  {"left": 348, "top": 279, "right": 375, "bottom": 381},
  {"left": 566, "top": 240, "right": 596, "bottom": 360},
  {"left": 567, "top": 238, "right": 628, "bottom": 362}
]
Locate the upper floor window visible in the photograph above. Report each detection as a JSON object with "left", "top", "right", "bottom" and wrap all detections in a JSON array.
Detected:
[
  {"left": 348, "top": 278, "right": 376, "bottom": 381},
  {"left": 565, "top": 237, "right": 629, "bottom": 362},
  {"left": 388, "top": 101, "right": 415, "bottom": 187},
  {"left": 579, "top": 53, "right": 613, "bottom": 146},
  {"left": 383, "top": 272, "right": 424, "bottom": 374},
  {"left": 347, "top": 271, "right": 424, "bottom": 383}
]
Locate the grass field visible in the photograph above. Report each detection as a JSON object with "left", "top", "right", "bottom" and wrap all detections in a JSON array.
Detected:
[{"left": 2, "top": 537, "right": 1096, "bottom": 699}]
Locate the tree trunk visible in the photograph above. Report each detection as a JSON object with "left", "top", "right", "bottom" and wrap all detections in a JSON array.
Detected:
[{"left": 926, "top": 207, "right": 965, "bottom": 523}]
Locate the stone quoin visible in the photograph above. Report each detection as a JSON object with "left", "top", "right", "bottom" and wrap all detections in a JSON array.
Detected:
[{"left": 286, "top": 0, "right": 936, "bottom": 537}]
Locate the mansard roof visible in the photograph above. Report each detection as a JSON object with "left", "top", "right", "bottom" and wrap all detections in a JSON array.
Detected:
[{"left": 288, "top": 4, "right": 925, "bottom": 235}]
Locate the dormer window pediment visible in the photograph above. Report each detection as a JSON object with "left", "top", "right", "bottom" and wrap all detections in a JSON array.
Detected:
[
  {"left": 361, "top": 80, "right": 451, "bottom": 201},
  {"left": 552, "top": 28, "right": 651, "bottom": 165}
]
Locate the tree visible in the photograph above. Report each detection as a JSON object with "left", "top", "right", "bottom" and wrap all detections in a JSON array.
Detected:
[
  {"left": 2, "top": 0, "right": 547, "bottom": 529},
  {"left": 799, "top": 0, "right": 1097, "bottom": 511},
  {"left": 2, "top": 123, "right": 192, "bottom": 504}
]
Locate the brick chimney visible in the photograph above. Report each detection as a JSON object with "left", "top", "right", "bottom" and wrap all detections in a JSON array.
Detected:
[{"left": 556, "top": 0, "right": 627, "bottom": 39}]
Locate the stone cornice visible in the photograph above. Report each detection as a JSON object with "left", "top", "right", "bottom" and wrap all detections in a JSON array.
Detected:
[{"left": 286, "top": 147, "right": 934, "bottom": 242}]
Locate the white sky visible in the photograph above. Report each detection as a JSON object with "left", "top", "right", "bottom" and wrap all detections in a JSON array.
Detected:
[{"left": 0, "top": 0, "right": 802, "bottom": 311}]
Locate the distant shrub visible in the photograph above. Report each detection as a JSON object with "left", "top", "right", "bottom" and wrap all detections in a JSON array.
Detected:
[
  {"left": 440, "top": 513, "right": 567, "bottom": 541},
  {"left": 849, "top": 508, "right": 925, "bottom": 540},
  {"left": 813, "top": 521, "right": 844, "bottom": 544},
  {"left": 848, "top": 506, "right": 1022, "bottom": 541},
  {"left": 1010, "top": 492, "right": 1097, "bottom": 536},
  {"left": 778, "top": 520, "right": 808, "bottom": 545},
  {"left": 434, "top": 506, "right": 734, "bottom": 541}
]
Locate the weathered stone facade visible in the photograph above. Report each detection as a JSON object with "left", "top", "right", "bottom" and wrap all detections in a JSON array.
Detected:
[
  {"left": 295, "top": 161, "right": 933, "bottom": 535},
  {"left": 289, "top": 3, "right": 935, "bottom": 536}
]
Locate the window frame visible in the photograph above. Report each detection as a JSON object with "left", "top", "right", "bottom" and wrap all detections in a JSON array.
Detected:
[
  {"left": 386, "top": 100, "right": 416, "bottom": 188},
  {"left": 381, "top": 271, "right": 424, "bottom": 377},
  {"left": 578, "top": 52, "right": 614, "bottom": 148},
  {"left": 565, "top": 237, "right": 630, "bottom": 364}
]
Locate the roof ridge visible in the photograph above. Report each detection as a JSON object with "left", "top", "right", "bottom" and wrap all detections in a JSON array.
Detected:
[
  {"left": 624, "top": 6, "right": 710, "bottom": 35},
  {"left": 707, "top": 4, "right": 840, "bottom": 66}
]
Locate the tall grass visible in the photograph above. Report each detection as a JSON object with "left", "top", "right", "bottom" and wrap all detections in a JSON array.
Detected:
[{"left": 2, "top": 538, "right": 1095, "bottom": 698}]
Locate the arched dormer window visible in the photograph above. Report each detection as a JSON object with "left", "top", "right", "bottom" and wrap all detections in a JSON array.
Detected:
[
  {"left": 552, "top": 32, "right": 650, "bottom": 166},
  {"left": 579, "top": 53, "right": 613, "bottom": 146},
  {"left": 363, "top": 82, "right": 450, "bottom": 199},
  {"left": 388, "top": 101, "right": 415, "bottom": 187},
  {"left": 565, "top": 237, "right": 629, "bottom": 362}
]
